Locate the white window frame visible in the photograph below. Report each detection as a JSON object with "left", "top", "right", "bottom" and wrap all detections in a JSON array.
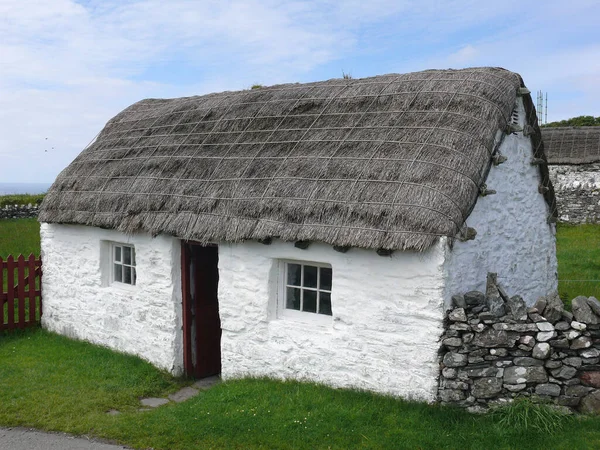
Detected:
[
  {"left": 278, "top": 260, "right": 332, "bottom": 324},
  {"left": 111, "top": 243, "right": 137, "bottom": 286}
]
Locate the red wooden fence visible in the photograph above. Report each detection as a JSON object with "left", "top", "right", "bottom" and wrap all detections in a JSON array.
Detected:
[{"left": 0, "top": 254, "right": 42, "bottom": 331}]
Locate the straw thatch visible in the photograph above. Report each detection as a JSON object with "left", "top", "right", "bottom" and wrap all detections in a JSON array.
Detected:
[
  {"left": 542, "top": 126, "right": 600, "bottom": 164},
  {"left": 39, "top": 67, "right": 552, "bottom": 251}
]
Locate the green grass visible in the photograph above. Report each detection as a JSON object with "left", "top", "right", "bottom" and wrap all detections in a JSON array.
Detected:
[
  {"left": 2, "top": 328, "right": 600, "bottom": 450},
  {"left": 556, "top": 223, "right": 600, "bottom": 304},
  {"left": 0, "top": 218, "right": 41, "bottom": 258},
  {"left": 0, "top": 193, "right": 45, "bottom": 208}
]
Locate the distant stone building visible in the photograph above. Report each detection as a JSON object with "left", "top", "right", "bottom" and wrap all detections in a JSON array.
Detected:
[{"left": 543, "top": 126, "right": 600, "bottom": 223}]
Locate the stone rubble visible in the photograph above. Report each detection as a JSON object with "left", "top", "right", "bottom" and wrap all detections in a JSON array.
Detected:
[
  {"left": 0, "top": 204, "right": 39, "bottom": 219},
  {"left": 438, "top": 273, "right": 600, "bottom": 414}
]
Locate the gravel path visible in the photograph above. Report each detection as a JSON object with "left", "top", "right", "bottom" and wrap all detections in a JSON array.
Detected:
[{"left": 0, "top": 427, "right": 130, "bottom": 449}]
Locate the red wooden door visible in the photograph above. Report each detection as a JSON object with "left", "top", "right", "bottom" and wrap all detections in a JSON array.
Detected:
[{"left": 182, "top": 243, "right": 221, "bottom": 378}]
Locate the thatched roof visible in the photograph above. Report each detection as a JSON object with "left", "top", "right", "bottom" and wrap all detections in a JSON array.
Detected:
[
  {"left": 542, "top": 126, "right": 600, "bottom": 164},
  {"left": 39, "top": 67, "right": 554, "bottom": 251}
]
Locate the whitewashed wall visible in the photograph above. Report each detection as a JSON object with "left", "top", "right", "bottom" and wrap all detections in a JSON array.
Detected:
[
  {"left": 218, "top": 239, "right": 446, "bottom": 400},
  {"left": 40, "top": 223, "right": 183, "bottom": 374},
  {"left": 443, "top": 98, "right": 558, "bottom": 306}
]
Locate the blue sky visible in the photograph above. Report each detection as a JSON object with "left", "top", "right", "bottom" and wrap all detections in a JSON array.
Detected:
[{"left": 1, "top": 0, "right": 599, "bottom": 183}]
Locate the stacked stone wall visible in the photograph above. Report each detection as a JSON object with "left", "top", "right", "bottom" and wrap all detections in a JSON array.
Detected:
[
  {"left": 439, "top": 274, "right": 600, "bottom": 413},
  {"left": 0, "top": 204, "right": 39, "bottom": 219},
  {"left": 549, "top": 163, "right": 600, "bottom": 223}
]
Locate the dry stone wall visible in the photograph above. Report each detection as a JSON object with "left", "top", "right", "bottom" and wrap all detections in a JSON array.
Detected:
[
  {"left": 0, "top": 204, "right": 39, "bottom": 219},
  {"left": 439, "top": 274, "right": 600, "bottom": 413},
  {"left": 549, "top": 163, "right": 600, "bottom": 223}
]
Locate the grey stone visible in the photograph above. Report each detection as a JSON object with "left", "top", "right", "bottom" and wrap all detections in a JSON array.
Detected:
[
  {"left": 471, "top": 305, "right": 486, "bottom": 314},
  {"left": 493, "top": 323, "right": 538, "bottom": 332},
  {"left": 472, "top": 323, "right": 486, "bottom": 333},
  {"left": 537, "top": 331, "right": 557, "bottom": 342},
  {"left": 452, "top": 294, "right": 467, "bottom": 309},
  {"left": 486, "top": 296, "right": 506, "bottom": 318},
  {"left": 519, "top": 335, "right": 536, "bottom": 346},
  {"left": 462, "top": 333, "right": 474, "bottom": 344},
  {"left": 571, "top": 336, "right": 593, "bottom": 350},
  {"left": 444, "top": 380, "right": 469, "bottom": 390},
  {"left": 443, "top": 337, "right": 462, "bottom": 347},
  {"left": 555, "top": 321, "right": 570, "bottom": 331},
  {"left": 532, "top": 343, "right": 551, "bottom": 360},
  {"left": 572, "top": 296, "right": 598, "bottom": 324},
  {"left": 504, "top": 366, "right": 548, "bottom": 384},
  {"left": 529, "top": 312, "right": 545, "bottom": 322},
  {"left": 564, "top": 357, "right": 583, "bottom": 368},
  {"left": 507, "top": 295, "right": 527, "bottom": 320},
  {"left": 562, "top": 310, "right": 574, "bottom": 322},
  {"left": 518, "top": 345, "right": 532, "bottom": 352},
  {"left": 550, "top": 338, "right": 570, "bottom": 349},
  {"left": 504, "top": 383, "right": 527, "bottom": 392},
  {"left": 571, "top": 321, "right": 587, "bottom": 331},
  {"left": 439, "top": 389, "right": 466, "bottom": 402},
  {"left": 551, "top": 366, "right": 578, "bottom": 380},
  {"left": 534, "top": 297, "right": 547, "bottom": 315},
  {"left": 496, "top": 360, "right": 513, "bottom": 368},
  {"left": 558, "top": 395, "right": 581, "bottom": 407},
  {"left": 464, "top": 291, "right": 485, "bottom": 306},
  {"left": 472, "top": 329, "right": 518, "bottom": 348},
  {"left": 565, "top": 385, "right": 594, "bottom": 397},
  {"left": 584, "top": 357, "right": 600, "bottom": 365},
  {"left": 445, "top": 330, "right": 460, "bottom": 338},
  {"left": 587, "top": 297, "right": 600, "bottom": 316},
  {"left": 545, "top": 360, "right": 562, "bottom": 369},
  {"left": 542, "top": 292, "right": 564, "bottom": 324},
  {"left": 192, "top": 375, "right": 221, "bottom": 390},
  {"left": 442, "top": 367, "right": 457, "bottom": 379},
  {"left": 537, "top": 322, "right": 555, "bottom": 332},
  {"left": 443, "top": 352, "right": 468, "bottom": 367},
  {"left": 489, "top": 348, "right": 508, "bottom": 357},
  {"left": 168, "top": 386, "right": 199, "bottom": 403},
  {"left": 564, "top": 378, "right": 581, "bottom": 386},
  {"left": 535, "top": 383, "right": 561, "bottom": 397},
  {"left": 449, "top": 323, "right": 471, "bottom": 331},
  {"left": 466, "top": 367, "right": 502, "bottom": 378},
  {"left": 580, "top": 390, "right": 600, "bottom": 413},
  {"left": 468, "top": 356, "right": 485, "bottom": 364},
  {"left": 581, "top": 348, "right": 600, "bottom": 358},
  {"left": 565, "top": 330, "right": 582, "bottom": 340},
  {"left": 140, "top": 397, "right": 170, "bottom": 407},
  {"left": 448, "top": 308, "right": 467, "bottom": 322},
  {"left": 479, "top": 312, "right": 496, "bottom": 322},
  {"left": 472, "top": 377, "right": 503, "bottom": 399},
  {"left": 514, "top": 357, "right": 545, "bottom": 367}
]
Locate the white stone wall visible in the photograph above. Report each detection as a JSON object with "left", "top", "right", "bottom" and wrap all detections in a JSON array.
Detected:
[
  {"left": 549, "top": 163, "right": 600, "bottom": 223},
  {"left": 443, "top": 99, "right": 558, "bottom": 306},
  {"left": 40, "top": 223, "right": 183, "bottom": 374},
  {"left": 218, "top": 239, "right": 446, "bottom": 401}
]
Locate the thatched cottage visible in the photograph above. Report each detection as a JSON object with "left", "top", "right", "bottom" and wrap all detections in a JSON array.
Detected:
[
  {"left": 542, "top": 126, "right": 600, "bottom": 223},
  {"left": 39, "top": 67, "right": 558, "bottom": 400}
]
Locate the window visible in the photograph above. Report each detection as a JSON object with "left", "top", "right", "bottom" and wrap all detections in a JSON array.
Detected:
[
  {"left": 112, "top": 243, "right": 136, "bottom": 285},
  {"left": 283, "top": 262, "right": 332, "bottom": 316}
]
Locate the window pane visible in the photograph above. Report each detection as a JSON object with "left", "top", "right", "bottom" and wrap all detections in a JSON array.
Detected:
[
  {"left": 114, "top": 246, "right": 122, "bottom": 262},
  {"left": 287, "top": 263, "right": 301, "bottom": 286},
  {"left": 123, "top": 246, "right": 132, "bottom": 265},
  {"left": 114, "top": 264, "right": 122, "bottom": 282},
  {"left": 304, "top": 265, "right": 318, "bottom": 288},
  {"left": 123, "top": 266, "right": 132, "bottom": 284},
  {"left": 132, "top": 268, "right": 137, "bottom": 285},
  {"left": 319, "top": 292, "right": 332, "bottom": 315},
  {"left": 303, "top": 290, "right": 317, "bottom": 313},
  {"left": 131, "top": 248, "right": 136, "bottom": 266},
  {"left": 286, "top": 287, "right": 301, "bottom": 310},
  {"left": 320, "top": 267, "right": 332, "bottom": 291}
]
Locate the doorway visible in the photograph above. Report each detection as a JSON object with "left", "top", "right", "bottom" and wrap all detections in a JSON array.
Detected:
[{"left": 181, "top": 242, "right": 221, "bottom": 379}]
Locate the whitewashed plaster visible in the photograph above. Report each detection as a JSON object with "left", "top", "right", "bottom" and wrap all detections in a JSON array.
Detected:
[
  {"left": 40, "top": 223, "right": 184, "bottom": 374},
  {"left": 218, "top": 239, "right": 446, "bottom": 401},
  {"left": 443, "top": 98, "right": 558, "bottom": 307}
]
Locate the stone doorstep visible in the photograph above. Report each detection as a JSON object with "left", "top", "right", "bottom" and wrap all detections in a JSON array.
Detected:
[{"left": 134, "top": 376, "right": 221, "bottom": 411}]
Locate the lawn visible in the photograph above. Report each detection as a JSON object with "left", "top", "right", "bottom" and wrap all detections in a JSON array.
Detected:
[
  {"left": 1, "top": 216, "right": 600, "bottom": 448},
  {"left": 556, "top": 223, "right": 600, "bottom": 303},
  {"left": 1, "top": 328, "right": 600, "bottom": 450}
]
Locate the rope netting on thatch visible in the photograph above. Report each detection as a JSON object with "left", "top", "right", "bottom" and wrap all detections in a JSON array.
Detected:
[
  {"left": 542, "top": 127, "right": 600, "bottom": 165},
  {"left": 40, "top": 67, "right": 544, "bottom": 251}
]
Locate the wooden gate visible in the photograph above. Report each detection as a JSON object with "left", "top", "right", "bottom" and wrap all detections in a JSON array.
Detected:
[{"left": 1, "top": 254, "right": 42, "bottom": 331}]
